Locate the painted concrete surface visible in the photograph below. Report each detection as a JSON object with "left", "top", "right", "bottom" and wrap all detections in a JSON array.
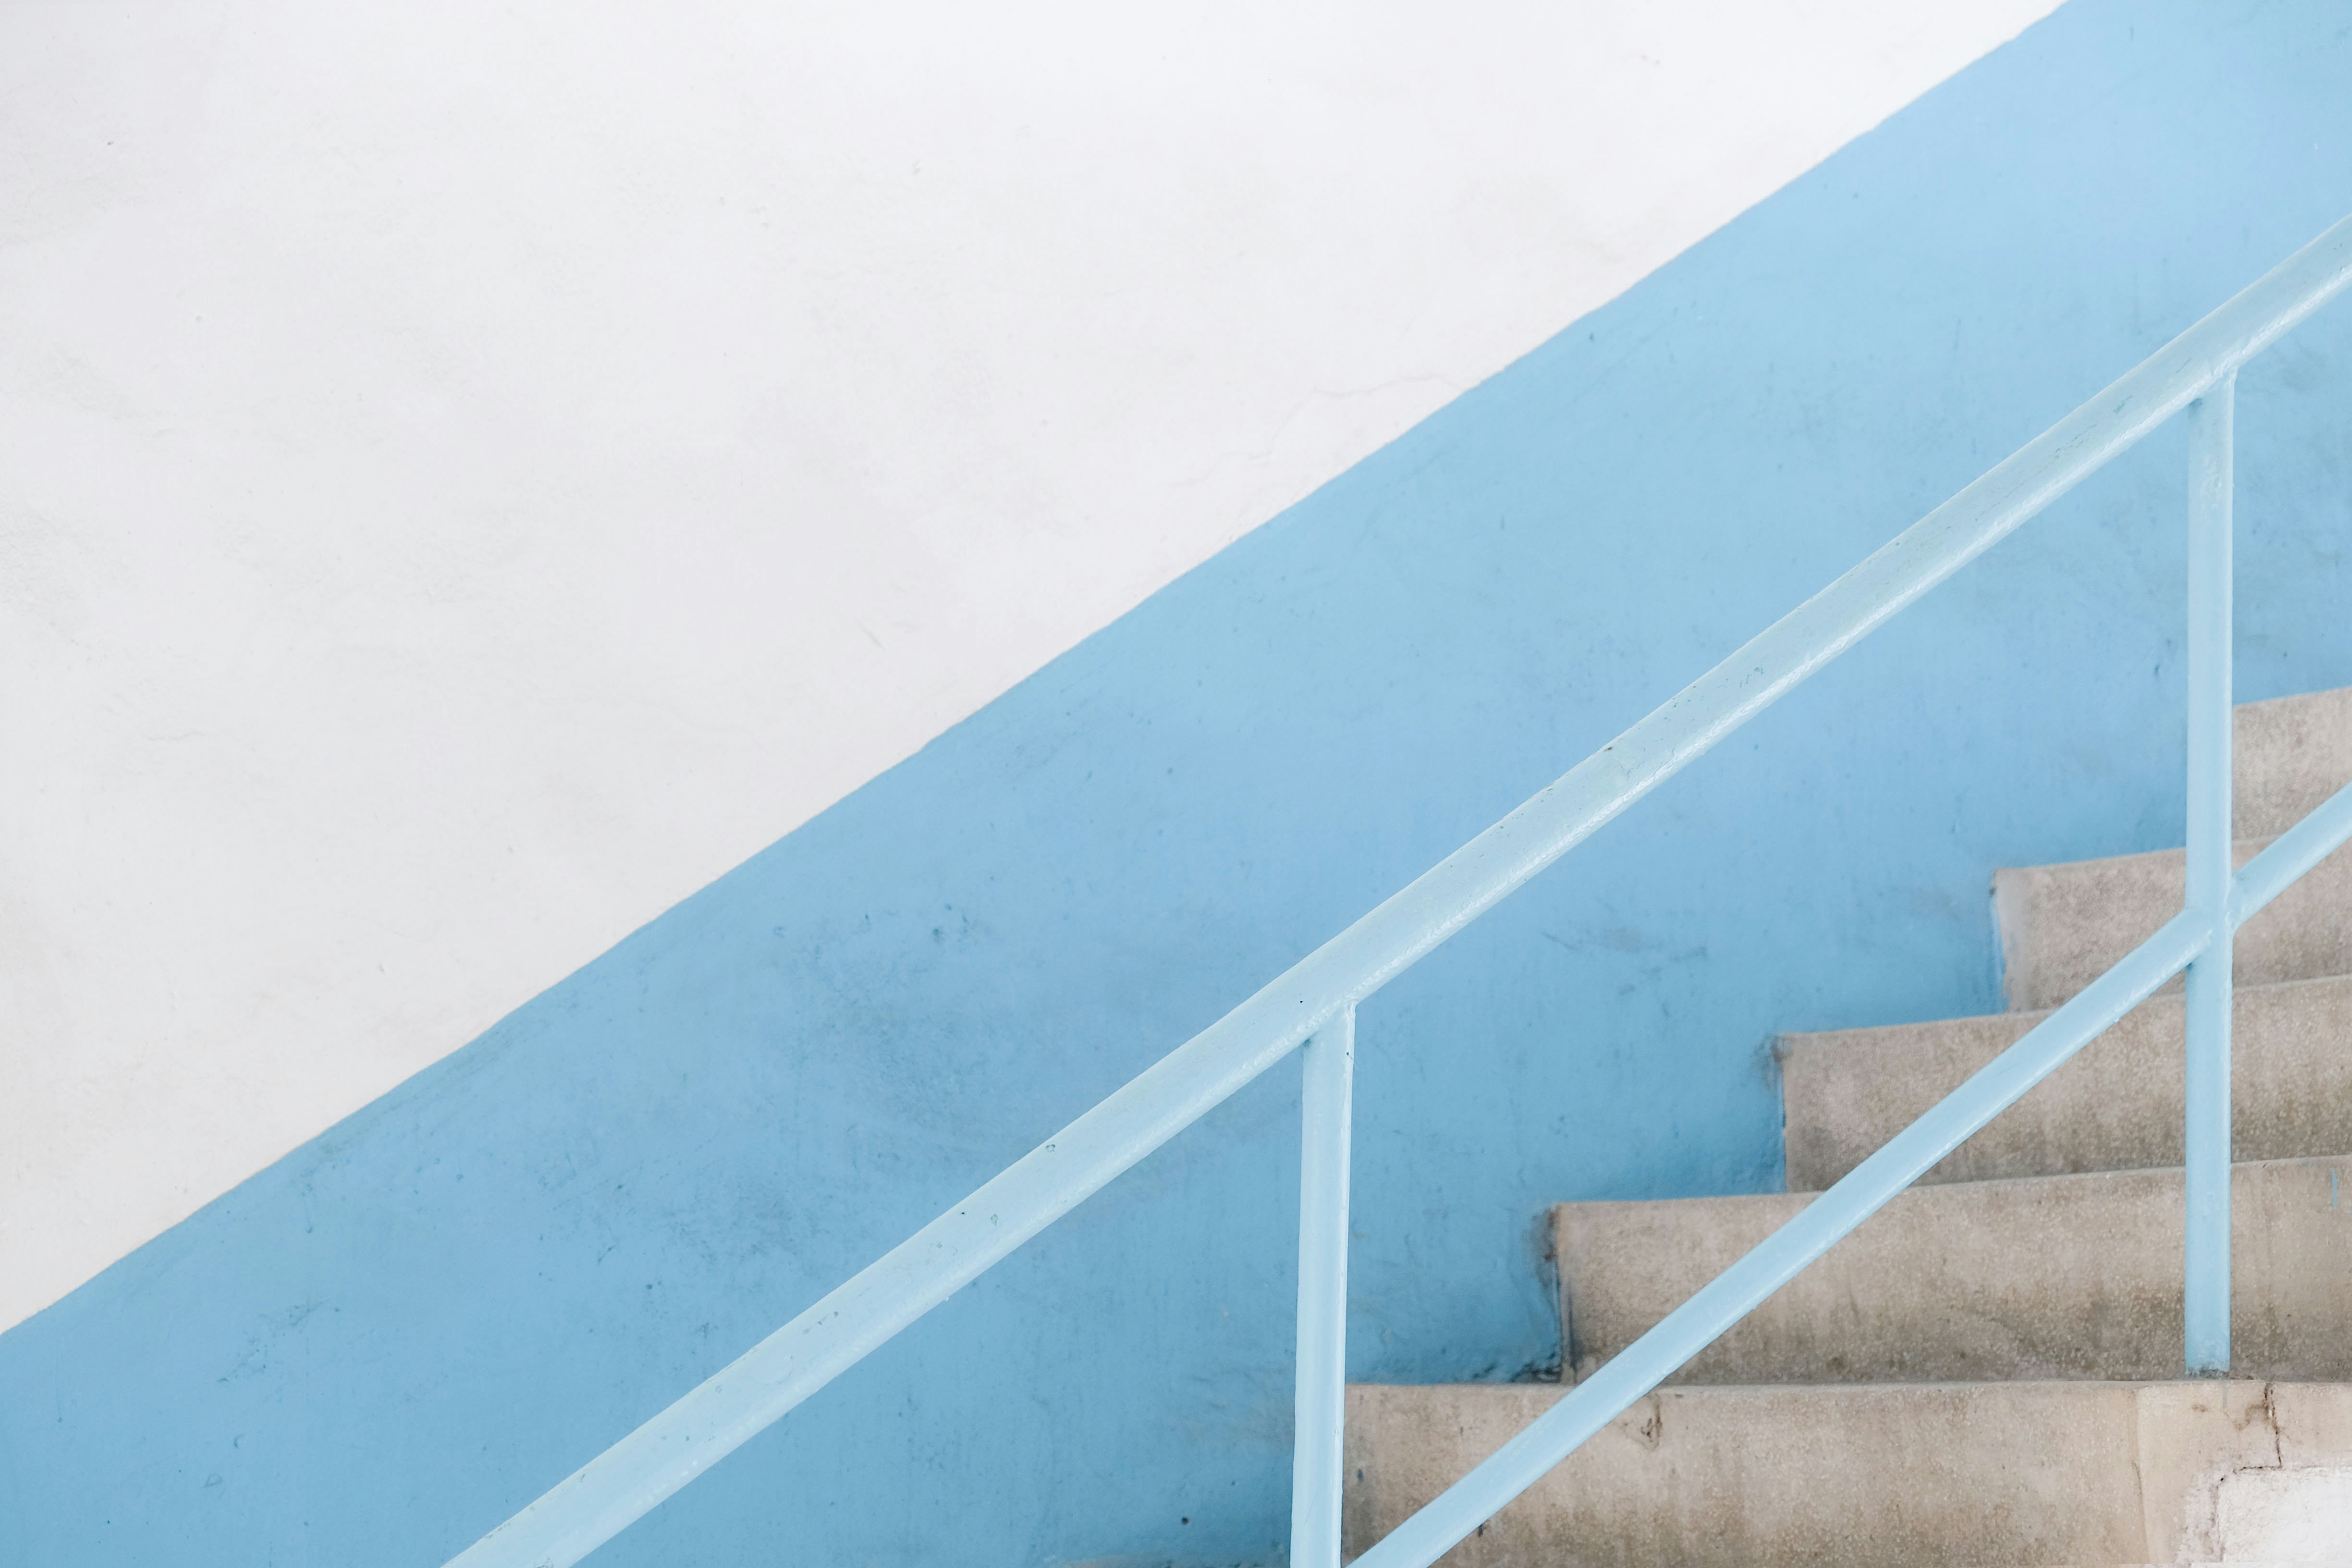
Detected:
[
  {"left": 5, "top": 3, "right": 2352, "bottom": 1565},
  {"left": 0, "top": 0, "right": 2063, "bottom": 1332}
]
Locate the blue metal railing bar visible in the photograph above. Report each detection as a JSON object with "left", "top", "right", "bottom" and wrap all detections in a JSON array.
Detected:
[
  {"left": 1289, "top": 1007, "right": 1355, "bottom": 1568},
  {"left": 2182, "top": 376, "right": 2237, "bottom": 1372},
  {"left": 2238, "top": 775, "right": 2352, "bottom": 919},
  {"left": 1349, "top": 778, "right": 2352, "bottom": 1568},
  {"left": 444, "top": 212, "right": 2352, "bottom": 1568}
]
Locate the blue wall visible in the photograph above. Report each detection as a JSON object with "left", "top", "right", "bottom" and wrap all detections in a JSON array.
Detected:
[{"left": 7, "top": 3, "right": 2352, "bottom": 1563}]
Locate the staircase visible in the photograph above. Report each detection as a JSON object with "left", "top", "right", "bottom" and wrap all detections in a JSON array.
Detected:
[
  {"left": 437, "top": 216, "right": 2352, "bottom": 1568},
  {"left": 1345, "top": 685, "right": 2352, "bottom": 1566}
]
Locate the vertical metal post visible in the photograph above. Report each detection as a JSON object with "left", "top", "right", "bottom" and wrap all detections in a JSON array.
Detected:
[
  {"left": 2184, "top": 372, "right": 2236, "bottom": 1375},
  {"left": 1291, "top": 1005, "right": 1355, "bottom": 1568}
]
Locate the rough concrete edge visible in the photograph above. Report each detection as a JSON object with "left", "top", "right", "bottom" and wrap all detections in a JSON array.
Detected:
[
  {"left": 1992, "top": 862, "right": 2039, "bottom": 1012},
  {"left": 2139, "top": 1379, "right": 2284, "bottom": 1563}
]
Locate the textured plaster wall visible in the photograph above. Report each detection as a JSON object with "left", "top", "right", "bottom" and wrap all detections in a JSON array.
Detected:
[
  {"left": 7, "top": 2, "right": 2352, "bottom": 1567},
  {"left": 0, "top": 0, "right": 2059, "bottom": 1331}
]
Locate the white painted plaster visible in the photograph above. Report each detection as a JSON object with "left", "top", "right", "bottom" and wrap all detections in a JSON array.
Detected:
[
  {"left": 2214, "top": 1465, "right": 2352, "bottom": 1560},
  {"left": 0, "top": 0, "right": 2059, "bottom": 1329}
]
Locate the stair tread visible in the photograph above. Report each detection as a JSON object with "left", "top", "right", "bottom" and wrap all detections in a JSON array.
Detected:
[
  {"left": 1346, "top": 1379, "right": 2352, "bottom": 1568},
  {"left": 2235, "top": 684, "right": 2352, "bottom": 840},
  {"left": 1350, "top": 690, "right": 2352, "bottom": 1561},
  {"left": 1553, "top": 1153, "right": 2352, "bottom": 1386},
  {"left": 1970, "top": 682, "right": 2352, "bottom": 1011},
  {"left": 1993, "top": 833, "right": 2352, "bottom": 1013},
  {"left": 1779, "top": 970, "right": 2352, "bottom": 1189}
]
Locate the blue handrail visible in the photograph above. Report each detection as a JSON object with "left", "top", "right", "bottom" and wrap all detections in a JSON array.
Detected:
[{"left": 444, "top": 212, "right": 2352, "bottom": 1568}]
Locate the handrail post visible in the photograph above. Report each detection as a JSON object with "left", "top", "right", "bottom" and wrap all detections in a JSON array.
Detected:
[
  {"left": 2183, "top": 372, "right": 2236, "bottom": 1374},
  {"left": 1291, "top": 1004, "right": 1355, "bottom": 1568}
]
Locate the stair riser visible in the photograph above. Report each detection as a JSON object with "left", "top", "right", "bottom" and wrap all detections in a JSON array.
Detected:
[
  {"left": 1346, "top": 1381, "right": 2352, "bottom": 1568},
  {"left": 1556, "top": 1158, "right": 2352, "bottom": 1385},
  {"left": 2236, "top": 685, "right": 2352, "bottom": 840},
  {"left": 1780, "top": 974, "right": 2352, "bottom": 1189},
  {"left": 1994, "top": 836, "right": 2352, "bottom": 1014}
]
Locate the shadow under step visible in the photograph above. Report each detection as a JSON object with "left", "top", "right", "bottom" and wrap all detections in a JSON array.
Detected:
[{"left": 1555, "top": 1156, "right": 2352, "bottom": 1385}]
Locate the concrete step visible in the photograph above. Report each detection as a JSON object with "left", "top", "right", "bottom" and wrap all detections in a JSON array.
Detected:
[
  {"left": 2236, "top": 685, "right": 2352, "bottom": 840},
  {"left": 1988, "top": 684, "right": 2352, "bottom": 1013},
  {"left": 1553, "top": 1155, "right": 2352, "bottom": 1386},
  {"left": 1331, "top": 691, "right": 2352, "bottom": 1566},
  {"left": 1346, "top": 1379, "right": 2352, "bottom": 1567},
  {"left": 1992, "top": 834, "right": 2352, "bottom": 1013},
  {"left": 1779, "top": 973, "right": 2352, "bottom": 1190}
]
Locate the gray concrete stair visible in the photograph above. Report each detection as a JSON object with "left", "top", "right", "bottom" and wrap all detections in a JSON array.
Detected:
[
  {"left": 2236, "top": 685, "right": 2352, "bottom": 840},
  {"left": 1994, "top": 834, "right": 2352, "bottom": 1013},
  {"left": 1342, "top": 685, "right": 2352, "bottom": 1565},
  {"left": 1780, "top": 973, "right": 2352, "bottom": 1190},
  {"left": 1996, "top": 684, "right": 2352, "bottom": 1012},
  {"left": 1554, "top": 1155, "right": 2352, "bottom": 1385},
  {"left": 1346, "top": 1380, "right": 2352, "bottom": 1568}
]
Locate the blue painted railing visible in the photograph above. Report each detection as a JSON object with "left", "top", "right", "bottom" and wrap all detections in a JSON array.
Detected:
[{"left": 445, "top": 214, "right": 2352, "bottom": 1568}]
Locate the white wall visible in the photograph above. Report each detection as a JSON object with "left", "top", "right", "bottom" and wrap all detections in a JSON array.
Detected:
[{"left": 0, "top": 0, "right": 2058, "bottom": 1331}]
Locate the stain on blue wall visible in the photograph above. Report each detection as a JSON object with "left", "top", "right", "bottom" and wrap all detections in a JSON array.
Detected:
[{"left": 6, "top": 2, "right": 2352, "bottom": 1564}]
